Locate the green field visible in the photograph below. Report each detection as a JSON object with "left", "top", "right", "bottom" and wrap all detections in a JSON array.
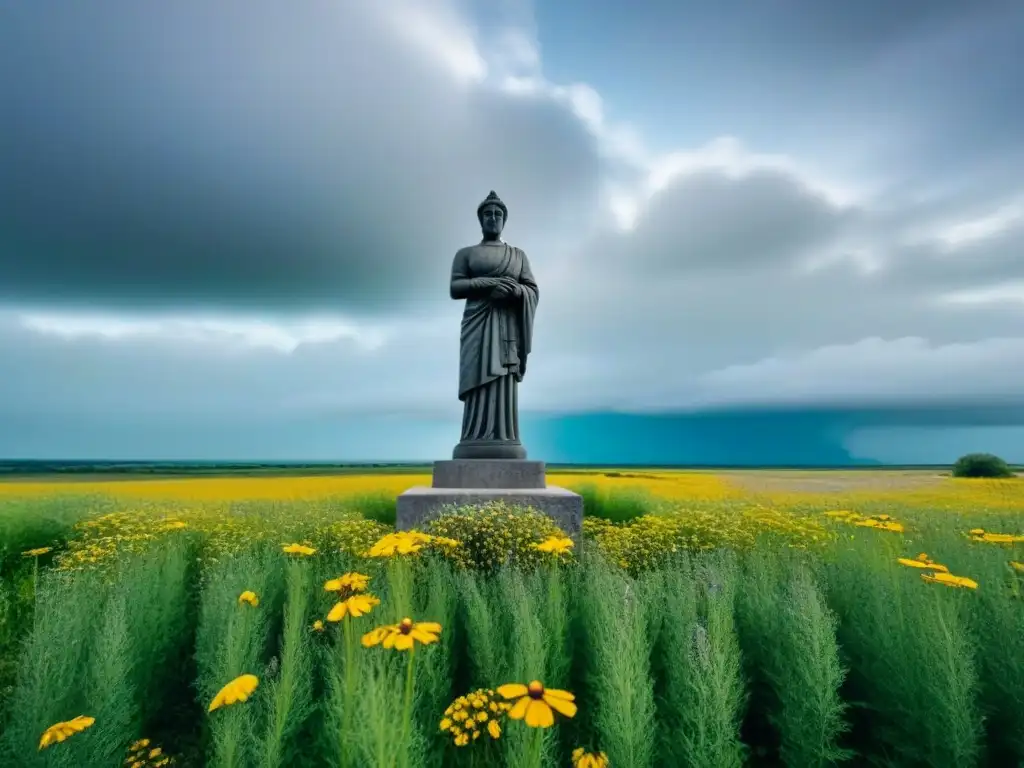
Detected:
[{"left": 0, "top": 470, "right": 1022, "bottom": 767}]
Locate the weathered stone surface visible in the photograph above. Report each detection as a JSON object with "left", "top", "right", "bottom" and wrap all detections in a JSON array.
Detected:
[
  {"left": 449, "top": 190, "right": 538, "bottom": 460},
  {"left": 432, "top": 459, "right": 545, "bottom": 489},
  {"left": 395, "top": 486, "right": 583, "bottom": 537},
  {"left": 391, "top": 192, "right": 585, "bottom": 542}
]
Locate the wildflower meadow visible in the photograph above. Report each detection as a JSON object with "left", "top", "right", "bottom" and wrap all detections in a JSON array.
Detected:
[{"left": 0, "top": 469, "right": 1022, "bottom": 767}]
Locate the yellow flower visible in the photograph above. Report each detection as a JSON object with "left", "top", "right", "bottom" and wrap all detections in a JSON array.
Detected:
[
  {"left": 366, "top": 531, "right": 432, "bottom": 557},
  {"left": 897, "top": 556, "right": 949, "bottom": 573},
  {"left": 921, "top": 572, "right": 978, "bottom": 590},
  {"left": 855, "top": 518, "right": 904, "bottom": 533},
  {"left": 282, "top": 543, "right": 316, "bottom": 556},
  {"left": 128, "top": 738, "right": 150, "bottom": 751},
  {"left": 326, "top": 593, "right": 380, "bottom": 622},
  {"left": 1010, "top": 561, "right": 1024, "bottom": 573},
  {"left": 488, "top": 719, "right": 501, "bottom": 739},
  {"left": 431, "top": 536, "right": 462, "bottom": 549},
  {"left": 497, "top": 680, "right": 577, "bottom": 728},
  {"left": 534, "top": 536, "right": 574, "bottom": 555},
  {"left": 208, "top": 674, "right": 259, "bottom": 712},
  {"left": 969, "top": 528, "right": 986, "bottom": 536},
  {"left": 312, "top": 619, "right": 325, "bottom": 632},
  {"left": 22, "top": 547, "right": 53, "bottom": 557},
  {"left": 361, "top": 617, "right": 442, "bottom": 650},
  {"left": 973, "top": 532, "right": 1024, "bottom": 544},
  {"left": 38, "top": 715, "right": 95, "bottom": 749},
  {"left": 238, "top": 590, "right": 259, "bottom": 607},
  {"left": 324, "top": 572, "right": 370, "bottom": 593},
  {"left": 572, "top": 747, "right": 610, "bottom": 768}
]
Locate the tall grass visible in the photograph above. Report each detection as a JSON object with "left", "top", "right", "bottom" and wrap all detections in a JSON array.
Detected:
[
  {"left": 257, "top": 560, "right": 315, "bottom": 768},
  {"left": 195, "top": 545, "right": 283, "bottom": 767},
  {"left": 823, "top": 534, "right": 984, "bottom": 767},
  {"left": 0, "top": 489, "right": 1021, "bottom": 767},
  {"left": 580, "top": 555, "right": 656, "bottom": 768},
  {"left": 737, "top": 548, "right": 851, "bottom": 766}
]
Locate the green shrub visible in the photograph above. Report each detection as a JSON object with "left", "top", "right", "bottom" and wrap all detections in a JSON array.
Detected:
[
  {"left": 952, "top": 453, "right": 1014, "bottom": 478},
  {"left": 571, "top": 483, "right": 653, "bottom": 523},
  {"left": 422, "top": 501, "right": 565, "bottom": 571},
  {"left": 348, "top": 492, "right": 398, "bottom": 526}
]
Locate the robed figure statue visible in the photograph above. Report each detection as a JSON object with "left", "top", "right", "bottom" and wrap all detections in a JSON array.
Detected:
[{"left": 449, "top": 191, "right": 539, "bottom": 459}]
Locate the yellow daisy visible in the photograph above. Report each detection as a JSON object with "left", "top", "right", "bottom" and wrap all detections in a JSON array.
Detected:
[
  {"left": 281, "top": 543, "right": 316, "bottom": 556},
  {"left": 534, "top": 536, "right": 574, "bottom": 555},
  {"left": 361, "top": 617, "right": 442, "bottom": 650},
  {"left": 572, "top": 747, "right": 610, "bottom": 768},
  {"left": 38, "top": 715, "right": 95, "bottom": 750},
  {"left": 921, "top": 572, "right": 978, "bottom": 590},
  {"left": 324, "top": 572, "right": 370, "bottom": 593},
  {"left": 326, "top": 593, "right": 380, "bottom": 622},
  {"left": 497, "top": 680, "right": 577, "bottom": 728},
  {"left": 208, "top": 674, "right": 259, "bottom": 712}
]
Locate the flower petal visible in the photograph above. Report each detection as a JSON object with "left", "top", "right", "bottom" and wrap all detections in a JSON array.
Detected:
[
  {"left": 507, "top": 697, "right": 529, "bottom": 720},
  {"left": 544, "top": 693, "right": 577, "bottom": 718},
  {"left": 524, "top": 700, "right": 555, "bottom": 727},
  {"left": 542, "top": 688, "right": 575, "bottom": 701},
  {"left": 497, "top": 683, "right": 529, "bottom": 699}
]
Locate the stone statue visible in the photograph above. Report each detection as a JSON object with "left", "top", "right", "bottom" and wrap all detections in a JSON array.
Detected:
[{"left": 449, "top": 191, "right": 539, "bottom": 459}]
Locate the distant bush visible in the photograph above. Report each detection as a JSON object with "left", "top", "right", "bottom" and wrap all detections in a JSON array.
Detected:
[
  {"left": 952, "top": 453, "right": 1014, "bottom": 478},
  {"left": 571, "top": 482, "right": 654, "bottom": 523},
  {"left": 347, "top": 491, "right": 397, "bottom": 525}
]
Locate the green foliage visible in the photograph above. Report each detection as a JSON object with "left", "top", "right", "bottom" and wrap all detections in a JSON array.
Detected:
[
  {"left": 347, "top": 491, "right": 398, "bottom": 526},
  {"left": 1, "top": 492, "right": 1023, "bottom": 767},
  {"left": 736, "top": 549, "right": 852, "bottom": 767},
  {"left": 570, "top": 483, "right": 653, "bottom": 523},
  {"left": 257, "top": 560, "right": 315, "bottom": 768},
  {"left": 952, "top": 452, "right": 1014, "bottom": 478},
  {"left": 580, "top": 556, "right": 657, "bottom": 768},
  {"left": 195, "top": 546, "right": 283, "bottom": 767},
  {"left": 424, "top": 501, "right": 565, "bottom": 571}
]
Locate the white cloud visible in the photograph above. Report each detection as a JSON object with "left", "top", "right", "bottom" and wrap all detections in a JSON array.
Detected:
[
  {"left": 690, "top": 337, "right": 1024, "bottom": 407},
  {"left": 937, "top": 199, "right": 1024, "bottom": 250},
  {"left": 936, "top": 281, "right": 1024, "bottom": 307},
  {"left": 19, "top": 312, "right": 390, "bottom": 353}
]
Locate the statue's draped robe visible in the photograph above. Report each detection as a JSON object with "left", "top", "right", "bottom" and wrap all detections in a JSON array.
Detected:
[{"left": 450, "top": 242, "right": 538, "bottom": 444}]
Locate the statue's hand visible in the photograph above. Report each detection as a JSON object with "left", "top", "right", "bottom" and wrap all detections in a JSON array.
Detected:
[{"left": 490, "top": 277, "right": 520, "bottom": 300}]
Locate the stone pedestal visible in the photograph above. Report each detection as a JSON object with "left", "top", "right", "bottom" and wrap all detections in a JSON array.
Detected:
[
  {"left": 396, "top": 459, "right": 583, "bottom": 536},
  {"left": 452, "top": 439, "right": 527, "bottom": 460}
]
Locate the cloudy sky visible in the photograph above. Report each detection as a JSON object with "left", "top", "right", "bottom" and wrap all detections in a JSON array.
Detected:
[{"left": 2, "top": 0, "right": 1023, "bottom": 464}]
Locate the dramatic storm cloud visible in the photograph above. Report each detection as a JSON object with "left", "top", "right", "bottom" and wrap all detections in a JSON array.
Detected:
[{"left": 1, "top": 0, "right": 1022, "bottom": 461}]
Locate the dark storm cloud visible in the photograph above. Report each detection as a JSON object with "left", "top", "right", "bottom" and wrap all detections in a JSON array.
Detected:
[
  {"left": 599, "top": 168, "right": 855, "bottom": 273},
  {"left": 883, "top": 220, "right": 1024, "bottom": 295},
  {"left": 0, "top": 1, "right": 603, "bottom": 314},
  {"left": 538, "top": 0, "right": 1024, "bottom": 181}
]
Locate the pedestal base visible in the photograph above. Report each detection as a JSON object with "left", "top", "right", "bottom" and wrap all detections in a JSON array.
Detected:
[
  {"left": 395, "top": 486, "right": 583, "bottom": 537},
  {"left": 432, "top": 459, "right": 545, "bottom": 489},
  {"left": 452, "top": 439, "right": 527, "bottom": 460}
]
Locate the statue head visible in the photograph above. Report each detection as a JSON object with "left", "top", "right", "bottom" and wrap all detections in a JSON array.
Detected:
[{"left": 477, "top": 190, "right": 507, "bottom": 240}]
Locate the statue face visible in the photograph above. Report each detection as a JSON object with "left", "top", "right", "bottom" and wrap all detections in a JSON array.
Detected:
[{"left": 479, "top": 204, "right": 505, "bottom": 238}]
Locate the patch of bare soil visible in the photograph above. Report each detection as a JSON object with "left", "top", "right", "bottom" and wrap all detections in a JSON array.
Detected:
[{"left": 718, "top": 470, "right": 951, "bottom": 494}]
